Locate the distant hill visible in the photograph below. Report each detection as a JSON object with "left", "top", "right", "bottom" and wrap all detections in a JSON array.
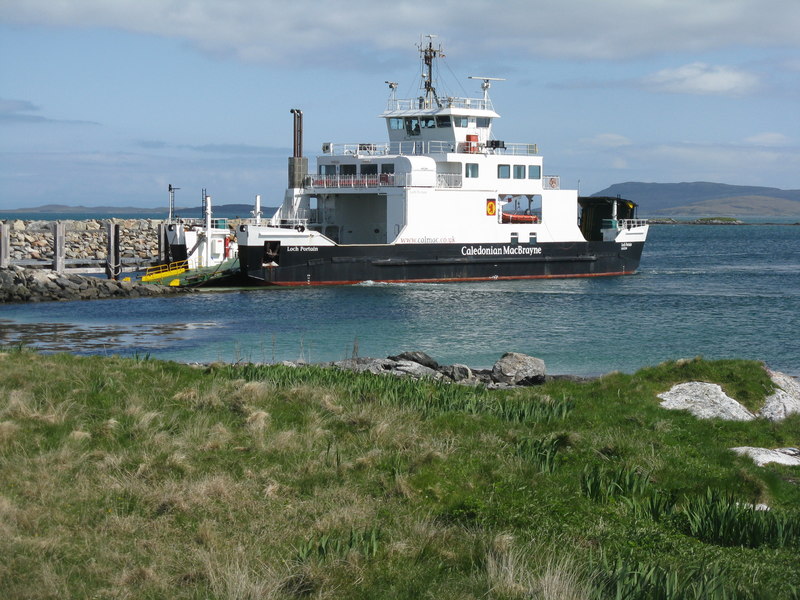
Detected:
[
  {"left": 592, "top": 182, "right": 800, "bottom": 216},
  {"left": 1, "top": 203, "right": 265, "bottom": 218}
]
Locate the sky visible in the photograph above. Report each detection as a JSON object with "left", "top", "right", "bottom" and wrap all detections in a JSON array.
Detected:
[{"left": 1, "top": 0, "right": 799, "bottom": 209}]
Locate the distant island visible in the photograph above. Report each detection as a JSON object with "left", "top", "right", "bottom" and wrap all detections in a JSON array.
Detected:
[
  {"left": 593, "top": 182, "right": 800, "bottom": 217},
  {"left": 0, "top": 203, "right": 268, "bottom": 218},
  {"left": 4, "top": 182, "right": 800, "bottom": 218}
]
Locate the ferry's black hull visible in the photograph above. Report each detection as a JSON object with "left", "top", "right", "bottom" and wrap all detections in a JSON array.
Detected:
[{"left": 238, "top": 241, "right": 645, "bottom": 286}]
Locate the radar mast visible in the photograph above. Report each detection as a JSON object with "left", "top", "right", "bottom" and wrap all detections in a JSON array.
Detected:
[{"left": 418, "top": 34, "right": 444, "bottom": 108}]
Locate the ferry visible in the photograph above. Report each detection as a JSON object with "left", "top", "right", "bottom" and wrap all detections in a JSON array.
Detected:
[{"left": 235, "top": 37, "right": 648, "bottom": 285}]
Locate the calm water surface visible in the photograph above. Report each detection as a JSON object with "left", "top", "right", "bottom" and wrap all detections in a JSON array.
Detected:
[{"left": 1, "top": 224, "right": 798, "bottom": 376}]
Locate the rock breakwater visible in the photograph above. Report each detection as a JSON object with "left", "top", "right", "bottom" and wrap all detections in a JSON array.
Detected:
[
  {"left": 0, "top": 266, "right": 192, "bottom": 303},
  {"left": 3, "top": 219, "right": 162, "bottom": 262}
]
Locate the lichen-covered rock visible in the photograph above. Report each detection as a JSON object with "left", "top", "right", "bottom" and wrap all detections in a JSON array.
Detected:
[
  {"left": 657, "top": 382, "right": 756, "bottom": 421},
  {"left": 758, "top": 369, "right": 800, "bottom": 421},
  {"left": 731, "top": 447, "right": 800, "bottom": 467}
]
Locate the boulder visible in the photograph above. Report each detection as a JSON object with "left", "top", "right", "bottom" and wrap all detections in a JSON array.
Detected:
[
  {"left": 391, "top": 360, "right": 441, "bottom": 380},
  {"left": 491, "top": 352, "right": 546, "bottom": 385},
  {"left": 440, "top": 363, "right": 473, "bottom": 382},
  {"left": 388, "top": 350, "right": 439, "bottom": 370}
]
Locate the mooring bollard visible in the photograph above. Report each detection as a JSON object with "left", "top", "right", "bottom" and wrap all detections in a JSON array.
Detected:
[
  {"left": 52, "top": 221, "right": 66, "bottom": 274},
  {"left": 0, "top": 222, "right": 9, "bottom": 269},
  {"left": 105, "top": 221, "right": 121, "bottom": 280}
]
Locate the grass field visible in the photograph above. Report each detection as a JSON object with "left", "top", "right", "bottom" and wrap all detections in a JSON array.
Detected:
[{"left": 1, "top": 349, "right": 798, "bottom": 599}]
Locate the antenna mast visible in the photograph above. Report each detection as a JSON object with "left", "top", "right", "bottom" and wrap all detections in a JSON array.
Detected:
[
  {"left": 468, "top": 76, "right": 506, "bottom": 103},
  {"left": 168, "top": 184, "right": 179, "bottom": 221},
  {"left": 419, "top": 34, "right": 444, "bottom": 108}
]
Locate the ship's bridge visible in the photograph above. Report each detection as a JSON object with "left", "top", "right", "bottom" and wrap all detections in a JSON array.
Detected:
[{"left": 381, "top": 95, "right": 500, "bottom": 148}]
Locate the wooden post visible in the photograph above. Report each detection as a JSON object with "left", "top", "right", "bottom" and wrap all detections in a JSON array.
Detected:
[
  {"left": 0, "top": 222, "right": 9, "bottom": 269},
  {"left": 105, "top": 221, "right": 120, "bottom": 280},
  {"left": 52, "top": 221, "right": 65, "bottom": 273}
]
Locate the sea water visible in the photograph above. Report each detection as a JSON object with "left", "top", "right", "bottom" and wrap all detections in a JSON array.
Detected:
[{"left": 1, "top": 224, "right": 798, "bottom": 376}]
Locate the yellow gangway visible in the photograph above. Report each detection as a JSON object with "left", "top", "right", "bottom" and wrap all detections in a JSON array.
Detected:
[{"left": 141, "top": 260, "right": 189, "bottom": 282}]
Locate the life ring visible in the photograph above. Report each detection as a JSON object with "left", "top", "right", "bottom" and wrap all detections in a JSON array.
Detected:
[
  {"left": 295, "top": 225, "right": 305, "bottom": 232},
  {"left": 548, "top": 177, "right": 558, "bottom": 189}
]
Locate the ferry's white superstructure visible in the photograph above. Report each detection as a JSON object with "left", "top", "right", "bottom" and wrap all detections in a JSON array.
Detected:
[{"left": 235, "top": 38, "right": 648, "bottom": 285}]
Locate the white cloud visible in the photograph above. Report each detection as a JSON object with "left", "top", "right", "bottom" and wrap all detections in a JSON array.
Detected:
[
  {"left": 744, "top": 132, "right": 791, "bottom": 146},
  {"left": 2, "top": 0, "right": 799, "bottom": 64},
  {"left": 641, "top": 63, "right": 760, "bottom": 95}
]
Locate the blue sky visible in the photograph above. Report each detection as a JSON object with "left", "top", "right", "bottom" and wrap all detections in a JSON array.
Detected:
[{"left": 1, "top": 0, "right": 799, "bottom": 208}]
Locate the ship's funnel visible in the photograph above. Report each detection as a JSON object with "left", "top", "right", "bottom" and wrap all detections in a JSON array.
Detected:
[{"left": 288, "top": 108, "right": 308, "bottom": 188}]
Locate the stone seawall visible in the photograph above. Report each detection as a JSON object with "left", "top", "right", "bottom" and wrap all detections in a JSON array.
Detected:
[
  {"left": 3, "top": 219, "right": 162, "bottom": 262},
  {"left": 0, "top": 266, "right": 193, "bottom": 303}
]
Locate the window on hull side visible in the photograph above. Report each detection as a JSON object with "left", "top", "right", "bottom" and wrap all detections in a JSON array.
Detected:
[
  {"left": 498, "top": 164, "right": 510, "bottom": 179},
  {"left": 465, "top": 163, "right": 479, "bottom": 178},
  {"left": 513, "top": 165, "right": 525, "bottom": 179},
  {"left": 528, "top": 165, "right": 541, "bottom": 179}
]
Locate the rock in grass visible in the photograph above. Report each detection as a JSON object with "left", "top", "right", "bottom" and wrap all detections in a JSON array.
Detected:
[
  {"left": 491, "top": 352, "right": 546, "bottom": 386},
  {"left": 759, "top": 369, "right": 800, "bottom": 421},
  {"left": 730, "top": 447, "right": 800, "bottom": 467},
  {"left": 657, "top": 382, "right": 755, "bottom": 421}
]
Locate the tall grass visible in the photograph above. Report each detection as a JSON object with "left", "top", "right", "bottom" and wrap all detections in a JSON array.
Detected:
[
  {"left": 2, "top": 350, "right": 799, "bottom": 598},
  {"left": 683, "top": 488, "right": 800, "bottom": 549}
]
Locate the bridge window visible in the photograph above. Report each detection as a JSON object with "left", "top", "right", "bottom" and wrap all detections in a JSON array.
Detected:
[
  {"left": 389, "top": 118, "right": 404, "bottom": 130},
  {"left": 465, "top": 163, "right": 479, "bottom": 178},
  {"left": 513, "top": 165, "right": 525, "bottom": 179},
  {"left": 421, "top": 116, "right": 436, "bottom": 129},
  {"left": 476, "top": 117, "right": 491, "bottom": 128},
  {"left": 498, "top": 164, "right": 510, "bottom": 179},
  {"left": 436, "top": 115, "right": 451, "bottom": 128},
  {"left": 528, "top": 165, "right": 541, "bottom": 179},
  {"left": 453, "top": 116, "right": 469, "bottom": 127},
  {"left": 405, "top": 118, "right": 421, "bottom": 136}
]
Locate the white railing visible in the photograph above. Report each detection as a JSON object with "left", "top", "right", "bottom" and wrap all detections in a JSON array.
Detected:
[
  {"left": 386, "top": 96, "right": 494, "bottom": 112},
  {"left": 307, "top": 174, "right": 409, "bottom": 188},
  {"left": 321, "top": 140, "right": 540, "bottom": 157}
]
